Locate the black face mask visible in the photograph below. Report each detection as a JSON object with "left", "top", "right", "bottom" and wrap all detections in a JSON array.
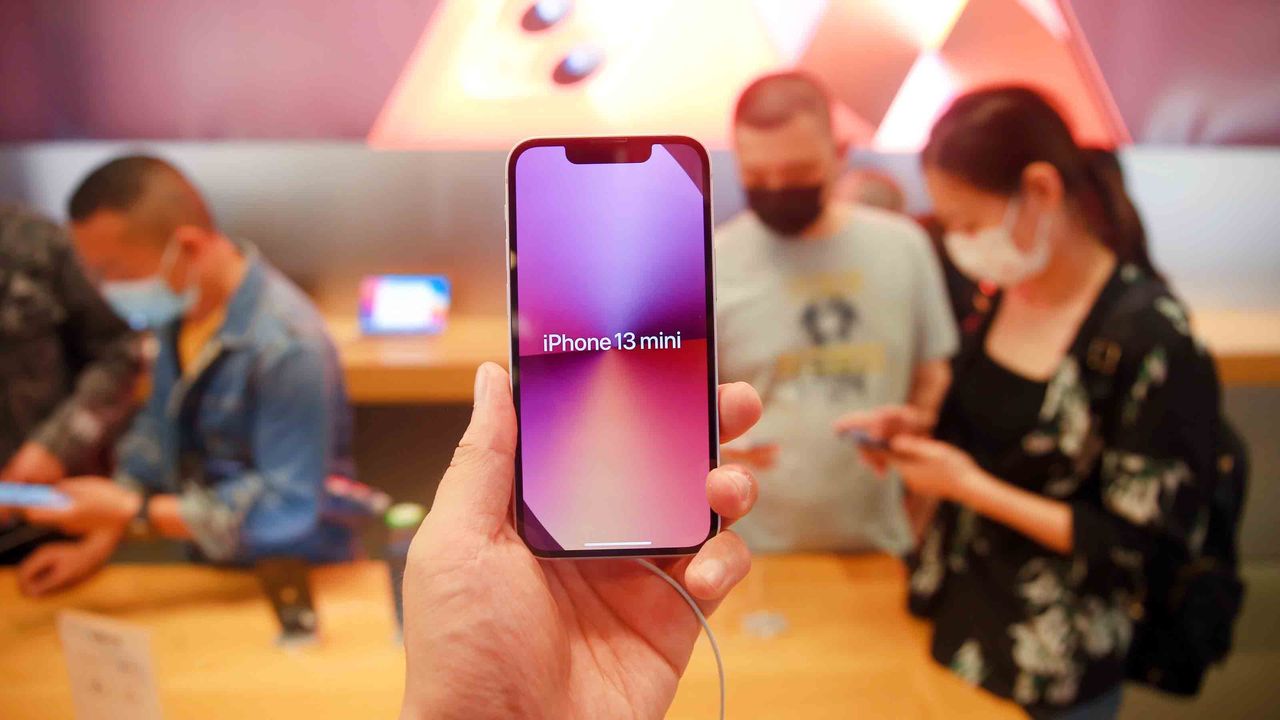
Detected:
[{"left": 746, "top": 185, "right": 825, "bottom": 237}]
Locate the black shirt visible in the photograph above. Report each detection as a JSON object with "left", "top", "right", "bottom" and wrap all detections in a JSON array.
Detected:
[
  {"left": 953, "top": 351, "right": 1048, "bottom": 464},
  {"left": 909, "top": 264, "right": 1221, "bottom": 713}
]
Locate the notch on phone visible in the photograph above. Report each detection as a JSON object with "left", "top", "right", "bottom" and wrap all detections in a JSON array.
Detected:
[{"left": 564, "top": 138, "right": 653, "bottom": 165}]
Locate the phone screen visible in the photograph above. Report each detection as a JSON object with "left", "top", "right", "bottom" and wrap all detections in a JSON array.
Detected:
[
  {"left": 0, "top": 481, "right": 70, "bottom": 509},
  {"left": 507, "top": 136, "right": 717, "bottom": 557}
]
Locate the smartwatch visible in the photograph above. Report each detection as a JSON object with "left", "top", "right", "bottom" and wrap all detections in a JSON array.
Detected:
[{"left": 128, "top": 492, "right": 153, "bottom": 540}]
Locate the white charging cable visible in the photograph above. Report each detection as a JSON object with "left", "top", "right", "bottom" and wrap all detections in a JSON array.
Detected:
[{"left": 634, "top": 559, "right": 725, "bottom": 720}]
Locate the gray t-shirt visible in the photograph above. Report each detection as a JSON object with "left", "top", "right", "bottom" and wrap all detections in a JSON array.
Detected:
[{"left": 716, "top": 203, "right": 959, "bottom": 554}]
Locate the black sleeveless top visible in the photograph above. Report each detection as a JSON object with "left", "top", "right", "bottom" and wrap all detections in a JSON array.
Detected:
[{"left": 951, "top": 351, "right": 1047, "bottom": 468}]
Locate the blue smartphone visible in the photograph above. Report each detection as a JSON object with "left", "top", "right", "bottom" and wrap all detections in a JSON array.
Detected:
[
  {"left": 840, "top": 428, "right": 892, "bottom": 452},
  {"left": 0, "top": 481, "right": 70, "bottom": 509}
]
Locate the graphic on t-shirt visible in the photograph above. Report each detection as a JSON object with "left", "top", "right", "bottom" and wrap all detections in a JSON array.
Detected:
[
  {"left": 777, "top": 271, "right": 883, "bottom": 399},
  {"left": 802, "top": 294, "right": 858, "bottom": 346}
]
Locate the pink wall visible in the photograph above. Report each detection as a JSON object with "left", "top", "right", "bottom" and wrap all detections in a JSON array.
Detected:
[
  {"left": 1, "top": 0, "right": 1276, "bottom": 145},
  {"left": 0, "top": 0, "right": 437, "bottom": 140}
]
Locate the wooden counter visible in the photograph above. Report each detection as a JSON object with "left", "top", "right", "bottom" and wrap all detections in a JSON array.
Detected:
[
  {"left": 328, "top": 315, "right": 508, "bottom": 404},
  {"left": 1192, "top": 310, "right": 1280, "bottom": 387},
  {"left": 331, "top": 312, "right": 1280, "bottom": 404},
  {"left": 0, "top": 554, "right": 1021, "bottom": 719}
]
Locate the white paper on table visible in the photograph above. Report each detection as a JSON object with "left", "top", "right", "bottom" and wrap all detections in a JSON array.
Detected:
[{"left": 57, "top": 610, "right": 163, "bottom": 720}]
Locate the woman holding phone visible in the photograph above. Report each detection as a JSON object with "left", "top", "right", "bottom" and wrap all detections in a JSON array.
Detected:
[{"left": 838, "top": 87, "right": 1221, "bottom": 719}]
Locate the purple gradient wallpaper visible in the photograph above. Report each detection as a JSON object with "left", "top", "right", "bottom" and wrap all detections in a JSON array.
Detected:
[{"left": 511, "top": 141, "right": 714, "bottom": 554}]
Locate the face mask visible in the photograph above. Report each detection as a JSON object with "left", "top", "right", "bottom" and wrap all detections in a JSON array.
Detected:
[
  {"left": 943, "top": 197, "right": 1052, "bottom": 288},
  {"left": 747, "top": 184, "right": 825, "bottom": 237},
  {"left": 102, "top": 241, "right": 197, "bottom": 330}
]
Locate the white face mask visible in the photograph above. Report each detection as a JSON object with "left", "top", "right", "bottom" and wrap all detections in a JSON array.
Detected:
[
  {"left": 101, "top": 239, "right": 197, "bottom": 330},
  {"left": 943, "top": 197, "right": 1052, "bottom": 288}
]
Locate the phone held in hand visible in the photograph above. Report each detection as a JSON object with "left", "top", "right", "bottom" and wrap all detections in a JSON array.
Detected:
[
  {"left": 0, "top": 481, "right": 70, "bottom": 509},
  {"left": 840, "top": 428, "right": 892, "bottom": 452},
  {"left": 506, "top": 136, "right": 718, "bottom": 558}
]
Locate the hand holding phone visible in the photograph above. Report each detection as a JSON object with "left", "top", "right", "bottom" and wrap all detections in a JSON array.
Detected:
[
  {"left": 835, "top": 404, "right": 937, "bottom": 474},
  {"left": 398, "top": 363, "right": 762, "bottom": 720},
  {"left": 835, "top": 406, "right": 917, "bottom": 475},
  {"left": 839, "top": 428, "right": 892, "bottom": 452}
]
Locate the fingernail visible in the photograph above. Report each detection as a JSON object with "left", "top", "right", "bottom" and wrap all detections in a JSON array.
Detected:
[
  {"left": 727, "top": 468, "right": 751, "bottom": 505},
  {"left": 696, "top": 559, "right": 726, "bottom": 590},
  {"left": 473, "top": 364, "right": 490, "bottom": 405}
]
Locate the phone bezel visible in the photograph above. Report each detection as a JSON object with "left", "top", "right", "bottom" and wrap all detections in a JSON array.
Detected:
[{"left": 505, "top": 135, "right": 720, "bottom": 559}]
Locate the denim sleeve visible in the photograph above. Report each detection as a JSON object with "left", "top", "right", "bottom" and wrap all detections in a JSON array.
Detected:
[
  {"left": 179, "top": 339, "right": 333, "bottom": 562},
  {"left": 112, "top": 392, "right": 169, "bottom": 490}
]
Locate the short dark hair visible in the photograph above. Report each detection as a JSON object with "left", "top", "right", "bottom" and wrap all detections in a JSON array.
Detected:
[
  {"left": 68, "top": 154, "right": 213, "bottom": 232},
  {"left": 733, "top": 71, "right": 833, "bottom": 133},
  {"left": 70, "top": 155, "right": 167, "bottom": 221}
]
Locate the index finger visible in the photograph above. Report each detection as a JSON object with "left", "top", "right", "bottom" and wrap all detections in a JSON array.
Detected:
[
  {"left": 16, "top": 545, "right": 59, "bottom": 592},
  {"left": 23, "top": 506, "right": 68, "bottom": 528},
  {"left": 833, "top": 410, "right": 881, "bottom": 434},
  {"left": 706, "top": 464, "right": 757, "bottom": 529},
  {"left": 718, "top": 382, "right": 762, "bottom": 444}
]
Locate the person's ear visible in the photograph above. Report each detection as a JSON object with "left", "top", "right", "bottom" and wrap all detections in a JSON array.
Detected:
[
  {"left": 165, "top": 225, "right": 208, "bottom": 289},
  {"left": 834, "top": 134, "right": 850, "bottom": 162},
  {"left": 1020, "top": 162, "right": 1064, "bottom": 213},
  {"left": 171, "top": 225, "right": 205, "bottom": 255}
]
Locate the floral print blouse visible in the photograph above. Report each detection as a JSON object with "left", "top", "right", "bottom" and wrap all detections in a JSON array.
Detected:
[{"left": 910, "top": 265, "right": 1221, "bottom": 713}]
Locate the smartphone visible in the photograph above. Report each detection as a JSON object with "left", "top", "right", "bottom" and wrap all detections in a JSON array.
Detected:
[
  {"left": 0, "top": 481, "right": 70, "bottom": 509},
  {"left": 840, "top": 428, "right": 892, "bottom": 452},
  {"left": 506, "top": 136, "right": 718, "bottom": 558},
  {"left": 254, "top": 557, "right": 319, "bottom": 647}
]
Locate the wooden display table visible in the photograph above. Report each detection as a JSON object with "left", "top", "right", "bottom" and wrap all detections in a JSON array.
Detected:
[
  {"left": 0, "top": 554, "right": 1021, "bottom": 719},
  {"left": 327, "top": 315, "right": 508, "bottom": 404},
  {"left": 1192, "top": 310, "right": 1280, "bottom": 387},
  {"left": 328, "top": 312, "right": 1280, "bottom": 404}
]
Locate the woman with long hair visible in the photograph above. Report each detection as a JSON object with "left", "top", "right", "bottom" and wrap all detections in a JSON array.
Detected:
[{"left": 840, "top": 87, "right": 1221, "bottom": 719}]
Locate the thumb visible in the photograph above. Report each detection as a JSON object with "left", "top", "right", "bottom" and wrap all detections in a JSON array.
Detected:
[
  {"left": 432, "top": 363, "right": 518, "bottom": 530},
  {"left": 17, "top": 545, "right": 60, "bottom": 594}
]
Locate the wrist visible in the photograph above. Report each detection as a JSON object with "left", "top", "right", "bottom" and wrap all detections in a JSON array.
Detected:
[
  {"left": 86, "top": 523, "right": 126, "bottom": 552},
  {"left": 951, "top": 465, "right": 993, "bottom": 507},
  {"left": 916, "top": 408, "right": 938, "bottom": 433},
  {"left": 126, "top": 492, "right": 154, "bottom": 540},
  {"left": 115, "top": 489, "right": 145, "bottom": 527}
]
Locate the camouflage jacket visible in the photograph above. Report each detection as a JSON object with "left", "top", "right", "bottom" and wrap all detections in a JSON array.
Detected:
[{"left": 0, "top": 204, "right": 143, "bottom": 473}]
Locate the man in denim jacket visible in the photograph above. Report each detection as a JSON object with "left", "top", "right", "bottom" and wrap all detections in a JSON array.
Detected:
[{"left": 20, "top": 156, "right": 355, "bottom": 594}]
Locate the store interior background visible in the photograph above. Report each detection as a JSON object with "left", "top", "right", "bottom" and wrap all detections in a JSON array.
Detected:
[{"left": 2, "top": 2, "right": 1277, "bottom": 716}]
